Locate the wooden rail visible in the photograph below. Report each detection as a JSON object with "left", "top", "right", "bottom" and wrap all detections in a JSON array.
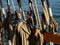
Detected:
[{"left": 43, "top": 32, "right": 60, "bottom": 44}]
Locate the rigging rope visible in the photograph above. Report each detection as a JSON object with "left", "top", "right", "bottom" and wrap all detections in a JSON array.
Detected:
[
  {"left": 34, "top": 0, "right": 41, "bottom": 30},
  {"left": 17, "top": 0, "right": 26, "bottom": 20},
  {"left": 11, "top": 0, "right": 15, "bottom": 12},
  {"left": 6, "top": 0, "right": 10, "bottom": 12}
]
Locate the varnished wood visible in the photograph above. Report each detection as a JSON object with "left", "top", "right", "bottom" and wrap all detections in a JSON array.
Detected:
[
  {"left": 43, "top": 32, "right": 60, "bottom": 44},
  {"left": 0, "top": 21, "right": 2, "bottom": 29}
]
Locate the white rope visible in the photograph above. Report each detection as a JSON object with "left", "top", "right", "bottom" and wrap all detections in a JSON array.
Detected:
[
  {"left": 34, "top": 0, "right": 41, "bottom": 30},
  {"left": 28, "top": 0, "right": 38, "bottom": 28},
  {"left": 42, "top": 0, "right": 49, "bottom": 25},
  {"left": 1, "top": 0, "right": 6, "bottom": 21},
  {"left": 6, "top": 0, "right": 10, "bottom": 10},
  {"left": 17, "top": 0, "right": 26, "bottom": 20},
  {"left": 46, "top": 0, "right": 58, "bottom": 45},
  {"left": 46, "top": 0, "right": 58, "bottom": 32},
  {"left": 11, "top": 0, "right": 15, "bottom": 12},
  {"left": 7, "top": 0, "right": 10, "bottom": 6}
]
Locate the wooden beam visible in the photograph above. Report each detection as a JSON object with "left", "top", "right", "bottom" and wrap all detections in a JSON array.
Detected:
[{"left": 43, "top": 32, "right": 60, "bottom": 44}]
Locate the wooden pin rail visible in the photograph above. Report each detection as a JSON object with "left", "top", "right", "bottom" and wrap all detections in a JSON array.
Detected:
[{"left": 43, "top": 32, "right": 60, "bottom": 44}]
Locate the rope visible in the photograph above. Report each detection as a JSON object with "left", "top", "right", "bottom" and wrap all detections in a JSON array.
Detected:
[
  {"left": 34, "top": 0, "right": 41, "bottom": 30},
  {"left": 41, "top": 0, "right": 49, "bottom": 25},
  {"left": 46, "top": 0, "right": 58, "bottom": 32},
  {"left": 17, "top": 0, "right": 26, "bottom": 20},
  {"left": 11, "top": 0, "right": 15, "bottom": 12},
  {"left": 28, "top": 0, "right": 37, "bottom": 29},
  {"left": 20, "top": 26, "right": 30, "bottom": 35},
  {"left": 6, "top": 0, "right": 10, "bottom": 11},
  {"left": 0, "top": 0, "right": 6, "bottom": 21}
]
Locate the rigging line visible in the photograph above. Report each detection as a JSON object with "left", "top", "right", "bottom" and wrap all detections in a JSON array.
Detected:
[
  {"left": 17, "top": 0, "right": 26, "bottom": 20},
  {"left": 20, "top": 26, "right": 30, "bottom": 35},
  {"left": 0, "top": 0, "right": 6, "bottom": 21},
  {"left": 41, "top": 0, "right": 49, "bottom": 25},
  {"left": 11, "top": 0, "right": 15, "bottom": 12},
  {"left": 34, "top": 0, "right": 42, "bottom": 30},
  {"left": 28, "top": 0, "right": 37, "bottom": 28},
  {"left": 47, "top": 0, "right": 58, "bottom": 28},
  {"left": 28, "top": 0, "right": 36, "bottom": 15},
  {"left": 1, "top": 0, "right": 5, "bottom": 14},
  {"left": 6, "top": 0, "right": 10, "bottom": 12},
  {"left": 46, "top": 0, "right": 58, "bottom": 34}
]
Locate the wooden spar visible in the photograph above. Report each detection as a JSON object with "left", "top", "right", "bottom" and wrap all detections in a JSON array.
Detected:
[
  {"left": 11, "top": 0, "right": 15, "bottom": 12},
  {"left": 43, "top": 32, "right": 60, "bottom": 44},
  {"left": 17, "top": 0, "right": 25, "bottom": 20},
  {"left": 41, "top": 0, "right": 49, "bottom": 25}
]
